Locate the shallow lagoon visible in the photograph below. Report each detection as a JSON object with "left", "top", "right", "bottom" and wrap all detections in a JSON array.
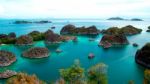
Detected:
[{"left": 0, "top": 19, "right": 150, "bottom": 84}]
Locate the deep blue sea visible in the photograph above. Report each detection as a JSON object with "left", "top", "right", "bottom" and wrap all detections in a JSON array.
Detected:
[{"left": 0, "top": 19, "right": 150, "bottom": 84}]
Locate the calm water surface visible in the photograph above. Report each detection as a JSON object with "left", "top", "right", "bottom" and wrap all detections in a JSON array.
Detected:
[{"left": 0, "top": 19, "right": 150, "bottom": 84}]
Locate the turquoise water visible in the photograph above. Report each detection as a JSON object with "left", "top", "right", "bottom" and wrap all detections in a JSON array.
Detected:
[{"left": 0, "top": 19, "right": 150, "bottom": 84}]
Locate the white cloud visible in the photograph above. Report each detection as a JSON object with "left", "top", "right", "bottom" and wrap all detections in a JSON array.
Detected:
[{"left": 0, "top": 0, "right": 149, "bottom": 18}]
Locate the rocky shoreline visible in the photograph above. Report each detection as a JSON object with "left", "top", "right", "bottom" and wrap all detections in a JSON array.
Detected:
[
  {"left": 0, "top": 50, "right": 16, "bottom": 67},
  {"left": 0, "top": 70, "right": 17, "bottom": 79},
  {"left": 22, "top": 47, "right": 50, "bottom": 58}
]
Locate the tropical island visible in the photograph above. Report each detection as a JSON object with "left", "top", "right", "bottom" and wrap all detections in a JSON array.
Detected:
[
  {"left": 101, "top": 25, "right": 142, "bottom": 35},
  {"left": 99, "top": 34, "right": 129, "bottom": 48},
  {"left": 60, "top": 24, "right": 100, "bottom": 35},
  {"left": 99, "top": 25, "right": 142, "bottom": 48},
  {"left": 15, "top": 35, "right": 34, "bottom": 46},
  {"left": 0, "top": 50, "right": 16, "bottom": 67},
  {"left": 22, "top": 47, "right": 50, "bottom": 58}
]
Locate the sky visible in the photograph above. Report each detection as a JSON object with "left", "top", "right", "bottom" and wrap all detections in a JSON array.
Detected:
[{"left": 0, "top": 0, "right": 149, "bottom": 19}]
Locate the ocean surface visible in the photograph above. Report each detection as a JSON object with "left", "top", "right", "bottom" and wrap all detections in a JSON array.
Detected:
[{"left": 0, "top": 19, "right": 150, "bottom": 84}]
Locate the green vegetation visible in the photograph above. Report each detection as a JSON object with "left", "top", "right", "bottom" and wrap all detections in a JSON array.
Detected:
[
  {"left": 128, "top": 80, "right": 135, "bottom": 84},
  {"left": 0, "top": 38, "right": 16, "bottom": 44},
  {"left": 87, "top": 63, "right": 108, "bottom": 84},
  {"left": 60, "top": 24, "right": 99, "bottom": 35},
  {"left": 0, "top": 33, "right": 16, "bottom": 44},
  {"left": 59, "top": 59, "right": 85, "bottom": 84},
  {"left": 144, "top": 69, "right": 150, "bottom": 84},
  {"left": 28, "top": 31, "right": 44, "bottom": 41},
  {"left": 59, "top": 60, "right": 108, "bottom": 84},
  {"left": 102, "top": 25, "right": 142, "bottom": 35},
  {"left": 6, "top": 72, "right": 46, "bottom": 84}
]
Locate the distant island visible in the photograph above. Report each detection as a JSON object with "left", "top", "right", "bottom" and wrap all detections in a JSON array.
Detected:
[
  {"left": 107, "top": 17, "right": 125, "bottom": 20},
  {"left": 131, "top": 18, "right": 143, "bottom": 21},
  {"left": 107, "top": 17, "right": 143, "bottom": 21},
  {"left": 13, "top": 20, "right": 52, "bottom": 24}
]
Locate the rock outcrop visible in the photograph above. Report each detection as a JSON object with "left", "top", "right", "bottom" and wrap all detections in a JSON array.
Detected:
[
  {"left": 99, "top": 34, "right": 129, "bottom": 48},
  {"left": 135, "top": 43, "right": 150, "bottom": 68},
  {"left": 22, "top": 47, "right": 50, "bottom": 58},
  {"left": 44, "top": 30, "right": 61, "bottom": 45},
  {"left": 0, "top": 70, "right": 17, "bottom": 79},
  {"left": 16, "top": 35, "right": 33, "bottom": 45},
  {"left": 102, "top": 25, "right": 142, "bottom": 35},
  {"left": 0, "top": 50, "right": 16, "bottom": 66},
  {"left": 133, "top": 43, "right": 138, "bottom": 47},
  {"left": 60, "top": 24, "right": 100, "bottom": 35}
]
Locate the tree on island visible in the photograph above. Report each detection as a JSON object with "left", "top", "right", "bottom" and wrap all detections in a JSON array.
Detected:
[
  {"left": 6, "top": 72, "right": 46, "bottom": 84},
  {"left": 59, "top": 60, "right": 108, "bottom": 84},
  {"left": 87, "top": 63, "right": 108, "bottom": 84},
  {"left": 144, "top": 69, "right": 150, "bottom": 84},
  {"left": 59, "top": 59, "right": 85, "bottom": 84}
]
